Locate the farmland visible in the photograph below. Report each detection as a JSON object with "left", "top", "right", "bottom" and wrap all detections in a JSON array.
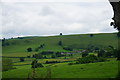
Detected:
[{"left": 1, "top": 32, "right": 119, "bottom": 79}]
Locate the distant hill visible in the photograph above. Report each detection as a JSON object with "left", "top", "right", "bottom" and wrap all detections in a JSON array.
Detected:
[{"left": 2, "top": 33, "right": 119, "bottom": 57}]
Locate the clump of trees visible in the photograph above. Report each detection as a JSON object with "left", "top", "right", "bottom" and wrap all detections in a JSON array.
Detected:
[
  {"left": 63, "top": 46, "right": 73, "bottom": 51},
  {"left": 45, "top": 61, "right": 60, "bottom": 64},
  {"left": 20, "top": 57, "right": 25, "bottom": 62},
  {"left": 76, "top": 55, "right": 106, "bottom": 64},
  {"left": 2, "top": 38, "right": 10, "bottom": 46},
  {"left": 117, "top": 32, "right": 120, "bottom": 37},
  {"left": 27, "top": 48, "right": 32, "bottom": 52},
  {"left": 31, "top": 59, "right": 44, "bottom": 68},
  {"left": 58, "top": 41, "right": 62, "bottom": 46},
  {"left": 32, "top": 53, "right": 43, "bottom": 59},
  {"left": 41, "top": 51, "right": 53, "bottom": 55},
  {"left": 90, "top": 34, "right": 94, "bottom": 37},
  {"left": 34, "top": 44, "right": 45, "bottom": 52}
]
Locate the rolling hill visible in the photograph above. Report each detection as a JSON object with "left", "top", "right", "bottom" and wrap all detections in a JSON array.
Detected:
[{"left": 2, "top": 32, "right": 119, "bottom": 57}]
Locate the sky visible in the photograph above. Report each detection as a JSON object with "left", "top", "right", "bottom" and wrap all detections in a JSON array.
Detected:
[{"left": 0, "top": 0, "right": 118, "bottom": 39}]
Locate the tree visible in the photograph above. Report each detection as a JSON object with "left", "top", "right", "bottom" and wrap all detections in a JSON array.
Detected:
[
  {"left": 31, "top": 59, "right": 38, "bottom": 68},
  {"left": 98, "top": 49, "right": 105, "bottom": 57},
  {"left": 51, "top": 55, "right": 56, "bottom": 58},
  {"left": 20, "top": 57, "right": 25, "bottom": 62},
  {"left": 34, "top": 48, "right": 39, "bottom": 52},
  {"left": 31, "top": 59, "right": 44, "bottom": 68},
  {"left": 117, "top": 32, "right": 120, "bottom": 37},
  {"left": 90, "top": 34, "right": 93, "bottom": 37},
  {"left": 27, "top": 48, "right": 32, "bottom": 52},
  {"left": 60, "top": 33, "right": 62, "bottom": 36},
  {"left": 43, "top": 56, "right": 47, "bottom": 59},
  {"left": 58, "top": 41, "right": 62, "bottom": 46}
]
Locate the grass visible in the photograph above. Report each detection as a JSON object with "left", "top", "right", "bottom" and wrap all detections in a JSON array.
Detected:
[
  {"left": 2, "top": 33, "right": 118, "bottom": 57},
  {"left": 1, "top": 32, "right": 119, "bottom": 79},
  {"left": 2, "top": 60, "right": 118, "bottom": 78}
]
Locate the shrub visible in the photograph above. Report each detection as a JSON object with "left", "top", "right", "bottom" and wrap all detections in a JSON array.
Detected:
[
  {"left": 45, "top": 61, "right": 60, "bottom": 64},
  {"left": 35, "top": 48, "right": 39, "bottom": 52},
  {"left": 58, "top": 41, "right": 62, "bottom": 46},
  {"left": 20, "top": 57, "right": 25, "bottom": 62},
  {"left": 90, "top": 34, "right": 94, "bottom": 37},
  {"left": 27, "top": 48, "right": 32, "bottom": 52},
  {"left": 51, "top": 55, "right": 56, "bottom": 58},
  {"left": 68, "top": 63, "right": 74, "bottom": 65},
  {"left": 31, "top": 59, "right": 44, "bottom": 68},
  {"left": 36, "top": 63, "right": 44, "bottom": 68},
  {"left": 97, "top": 57, "right": 106, "bottom": 62},
  {"left": 41, "top": 51, "right": 54, "bottom": 55},
  {"left": 76, "top": 55, "right": 106, "bottom": 64},
  {"left": 31, "top": 59, "right": 38, "bottom": 68},
  {"left": 63, "top": 47, "right": 73, "bottom": 51}
]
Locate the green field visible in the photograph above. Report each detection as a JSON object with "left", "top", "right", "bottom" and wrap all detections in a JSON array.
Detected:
[
  {"left": 1, "top": 32, "right": 119, "bottom": 79},
  {"left": 2, "top": 33, "right": 118, "bottom": 57},
  {"left": 2, "top": 60, "right": 119, "bottom": 78}
]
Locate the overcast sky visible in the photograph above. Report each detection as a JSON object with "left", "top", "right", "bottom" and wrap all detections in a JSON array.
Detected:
[{"left": 1, "top": 0, "right": 118, "bottom": 39}]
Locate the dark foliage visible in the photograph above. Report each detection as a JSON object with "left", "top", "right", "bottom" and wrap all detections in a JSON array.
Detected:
[
  {"left": 34, "top": 44, "right": 45, "bottom": 52},
  {"left": 31, "top": 59, "right": 44, "bottom": 68},
  {"left": 43, "top": 56, "right": 47, "bottom": 59},
  {"left": 76, "top": 55, "right": 106, "bottom": 64},
  {"left": 90, "top": 34, "right": 94, "bottom": 37},
  {"left": 82, "top": 51, "right": 88, "bottom": 57},
  {"left": 51, "top": 55, "right": 56, "bottom": 58},
  {"left": 20, "top": 57, "right": 25, "bottom": 62},
  {"left": 58, "top": 41, "right": 62, "bottom": 46},
  {"left": 34, "top": 47, "right": 39, "bottom": 52},
  {"left": 60, "top": 33, "right": 62, "bottom": 36},
  {"left": 68, "top": 62, "right": 75, "bottom": 65},
  {"left": 27, "top": 56, "right": 31, "bottom": 58},
  {"left": 63, "top": 47, "right": 73, "bottom": 51},
  {"left": 98, "top": 49, "right": 105, "bottom": 57},
  {"left": 117, "top": 31, "right": 120, "bottom": 37},
  {"left": 18, "top": 37, "right": 23, "bottom": 39},
  {"left": 41, "top": 51, "right": 54, "bottom": 55},
  {"left": 32, "top": 53, "right": 43, "bottom": 59},
  {"left": 55, "top": 52, "right": 63, "bottom": 57},
  {"left": 36, "top": 63, "right": 44, "bottom": 68},
  {"left": 27, "top": 48, "right": 32, "bottom": 52},
  {"left": 45, "top": 61, "right": 60, "bottom": 64}
]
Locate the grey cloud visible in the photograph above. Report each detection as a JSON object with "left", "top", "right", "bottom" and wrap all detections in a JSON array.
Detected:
[{"left": 1, "top": 2, "right": 117, "bottom": 39}]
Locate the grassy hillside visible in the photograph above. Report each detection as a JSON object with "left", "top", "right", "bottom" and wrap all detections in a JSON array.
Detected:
[
  {"left": 2, "top": 33, "right": 118, "bottom": 57},
  {"left": 2, "top": 60, "right": 118, "bottom": 78}
]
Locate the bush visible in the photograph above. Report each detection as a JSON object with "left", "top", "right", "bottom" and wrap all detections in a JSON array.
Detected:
[
  {"left": 45, "top": 61, "right": 60, "bottom": 64},
  {"left": 63, "top": 47, "right": 73, "bottom": 51},
  {"left": 31, "top": 59, "right": 38, "bottom": 68},
  {"left": 20, "top": 57, "right": 25, "bottom": 62},
  {"left": 51, "top": 55, "right": 56, "bottom": 58},
  {"left": 36, "top": 63, "right": 44, "bottom": 68},
  {"left": 97, "top": 57, "right": 106, "bottom": 62},
  {"left": 33, "top": 53, "right": 43, "bottom": 59},
  {"left": 76, "top": 55, "right": 106, "bottom": 64},
  {"left": 68, "top": 63, "right": 74, "bottom": 65},
  {"left": 90, "top": 34, "right": 94, "bottom": 37},
  {"left": 41, "top": 51, "right": 54, "bottom": 55},
  {"left": 27, "top": 48, "right": 32, "bottom": 52},
  {"left": 58, "top": 41, "right": 62, "bottom": 46},
  {"left": 31, "top": 59, "right": 44, "bottom": 68}
]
